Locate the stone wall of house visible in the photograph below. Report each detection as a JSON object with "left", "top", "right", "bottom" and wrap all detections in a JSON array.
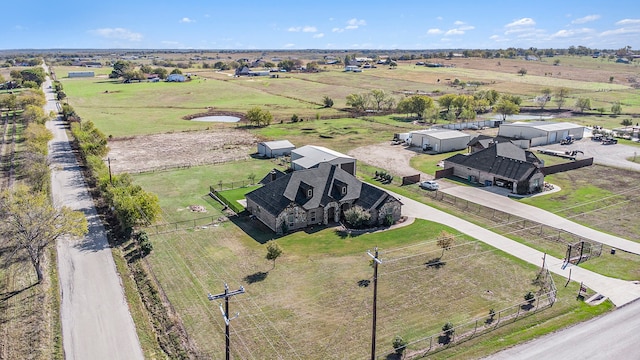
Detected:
[
  {"left": 276, "top": 204, "right": 308, "bottom": 234},
  {"left": 246, "top": 198, "right": 277, "bottom": 232},
  {"left": 377, "top": 199, "right": 402, "bottom": 225}
]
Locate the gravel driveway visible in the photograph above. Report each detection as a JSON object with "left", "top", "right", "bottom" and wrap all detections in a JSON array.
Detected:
[{"left": 348, "top": 141, "right": 427, "bottom": 177}]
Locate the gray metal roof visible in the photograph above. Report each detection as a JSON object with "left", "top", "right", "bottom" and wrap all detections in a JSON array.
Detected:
[
  {"left": 410, "top": 129, "right": 470, "bottom": 140},
  {"left": 260, "top": 140, "right": 295, "bottom": 150},
  {"left": 506, "top": 122, "right": 583, "bottom": 132}
]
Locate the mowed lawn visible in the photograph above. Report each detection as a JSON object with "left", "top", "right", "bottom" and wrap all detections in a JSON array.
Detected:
[{"left": 133, "top": 164, "right": 610, "bottom": 359}]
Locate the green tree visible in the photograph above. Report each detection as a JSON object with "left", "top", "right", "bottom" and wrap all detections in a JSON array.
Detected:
[
  {"left": 346, "top": 93, "right": 369, "bottom": 112},
  {"left": 246, "top": 107, "right": 273, "bottom": 127},
  {"left": 109, "top": 60, "right": 132, "bottom": 78},
  {"left": 437, "top": 230, "right": 455, "bottom": 258},
  {"left": 518, "top": 68, "right": 527, "bottom": 76},
  {"left": 152, "top": 67, "right": 168, "bottom": 79},
  {"left": 0, "top": 185, "right": 88, "bottom": 283},
  {"left": 0, "top": 93, "right": 18, "bottom": 111},
  {"left": 621, "top": 119, "right": 632, "bottom": 126},
  {"left": 265, "top": 241, "right": 283, "bottom": 269},
  {"left": 554, "top": 88, "right": 569, "bottom": 109},
  {"left": 575, "top": 98, "right": 591, "bottom": 112},
  {"left": 322, "top": 96, "right": 334, "bottom": 108},
  {"left": 442, "top": 322, "right": 455, "bottom": 343},
  {"left": 370, "top": 89, "right": 388, "bottom": 111},
  {"left": 22, "top": 104, "right": 45, "bottom": 124},
  {"left": 170, "top": 68, "right": 182, "bottom": 75},
  {"left": 392, "top": 335, "right": 408, "bottom": 356},
  {"left": 410, "top": 95, "right": 435, "bottom": 119},
  {"left": 437, "top": 93, "right": 457, "bottom": 113},
  {"left": 611, "top": 101, "right": 622, "bottom": 115},
  {"left": 494, "top": 99, "right": 520, "bottom": 120},
  {"left": 452, "top": 94, "right": 474, "bottom": 118},
  {"left": 524, "top": 291, "right": 536, "bottom": 304},
  {"left": 278, "top": 59, "right": 296, "bottom": 72},
  {"left": 20, "top": 67, "right": 47, "bottom": 86}
]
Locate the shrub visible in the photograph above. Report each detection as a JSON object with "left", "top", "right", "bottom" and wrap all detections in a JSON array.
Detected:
[
  {"left": 392, "top": 335, "right": 407, "bottom": 356},
  {"left": 524, "top": 291, "right": 535, "bottom": 303},
  {"left": 343, "top": 205, "right": 371, "bottom": 228}
]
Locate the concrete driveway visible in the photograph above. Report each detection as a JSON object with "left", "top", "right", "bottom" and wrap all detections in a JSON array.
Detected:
[
  {"left": 536, "top": 136, "right": 640, "bottom": 171},
  {"left": 441, "top": 186, "right": 640, "bottom": 255},
  {"left": 396, "top": 193, "right": 640, "bottom": 307}
]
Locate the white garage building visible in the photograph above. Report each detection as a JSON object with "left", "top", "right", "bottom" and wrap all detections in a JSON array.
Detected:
[
  {"left": 257, "top": 140, "right": 296, "bottom": 158},
  {"left": 409, "top": 129, "right": 471, "bottom": 153},
  {"left": 498, "top": 122, "right": 584, "bottom": 147}
]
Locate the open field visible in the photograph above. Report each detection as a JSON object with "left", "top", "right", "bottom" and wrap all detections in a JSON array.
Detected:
[{"left": 52, "top": 52, "right": 640, "bottom": 358}]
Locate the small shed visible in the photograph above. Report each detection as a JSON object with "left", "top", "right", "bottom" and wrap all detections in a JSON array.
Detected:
[
  {"left": 498, "top": 122, "right": 584, "bottom": 147},
  {"left": 166, "top": 74, "right": 186, "bottom": 82},
  {"left": 257, "top": 140, "right": 295, "bottom": 158},
  {"left": 409, "top": 129, "right": 471, "bottom": 153},
  {"left": 68, "top": 71, "right": 95, "bottom": 78}
]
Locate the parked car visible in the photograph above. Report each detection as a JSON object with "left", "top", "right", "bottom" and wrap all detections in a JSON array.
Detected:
[{"left": 419, "top": 180, "right": 439, "bottom": 190}]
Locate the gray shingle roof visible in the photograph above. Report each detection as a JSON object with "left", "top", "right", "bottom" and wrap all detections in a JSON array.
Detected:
[
  {"left": 445, "top": 142, "right": 542, "bottom": 181},
  {"left": 246, "top": 163, "right": 389, "bottom": 216}
]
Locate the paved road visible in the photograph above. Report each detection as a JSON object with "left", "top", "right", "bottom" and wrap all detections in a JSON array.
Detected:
[
  {"left": 397, "top": 194, "right": 640, "bottom": 307},
  {"left": 441, "top": 186, "right": 640, "bottom": 255},
  {"left": 483, "top": 298, "right": 640, "bottom": 359},
  {"left": 43, "top": 73, "right": 144, "bottom": 360}
]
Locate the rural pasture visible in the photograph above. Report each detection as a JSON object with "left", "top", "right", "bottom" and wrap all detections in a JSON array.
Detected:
[{"left": 55, "top": 53, "right": 640, "bottom": 358}]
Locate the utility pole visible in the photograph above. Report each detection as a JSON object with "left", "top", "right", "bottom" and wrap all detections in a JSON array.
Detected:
[
  {"left": 208, "top": 283, "right": 245, "bottom": 360},
  {"left": 367, "top": 247, "right": 382, "bottom": 360}
]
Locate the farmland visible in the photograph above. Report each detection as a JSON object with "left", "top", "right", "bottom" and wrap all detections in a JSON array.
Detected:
[{"left": 52, "top": 52, "right": 640, "bottom": 359}]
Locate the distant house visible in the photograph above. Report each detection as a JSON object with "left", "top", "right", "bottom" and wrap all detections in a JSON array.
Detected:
[
  {"left": 409, "top": 129, "right": 471, "bottom": 153},
  {"left": 166, "top": 74, "right": 186, "bottom": 82},
  {"left": 616, "top": 57, "right": 630, "bottom": 64},
  {"left": 443, "top": 142, "right": 545, "bottom": 194},
  {"left": 525, "top": 55, "right": 539, "bottom": 61},
  {"left": 235, "top": 66, "right": 251, "bottom": 76},
  {"left": 498, "top": 122, "right": 584, "bottom": 147},
  {"left": 344, "top": 65, "right": 360, "bottom": 72},
  {"left": 245, "top": 163, "right": 402, "bottom": 234},
  {"left": 290, "top": 145, "right": 356, "bottom": 175},
  {"left": 257, "top": 140, "right": 296, "bottom": 158},
  {"left": 68, "top": 71, "right": 95, "bottom": 78}
]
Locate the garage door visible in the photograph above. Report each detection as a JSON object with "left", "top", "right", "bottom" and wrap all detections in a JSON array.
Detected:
[{"left": 549, "top": 132, "right": 557, "bottom": 143}]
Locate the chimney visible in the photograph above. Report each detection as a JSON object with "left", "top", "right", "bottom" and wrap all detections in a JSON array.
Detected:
[{"left": 270, "top": 170, "right": 277, "bottom": 181}]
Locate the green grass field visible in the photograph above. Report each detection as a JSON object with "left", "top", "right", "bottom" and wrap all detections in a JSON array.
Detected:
[{"left": 59, "top": 54, "right": 640, "bottom": 358}]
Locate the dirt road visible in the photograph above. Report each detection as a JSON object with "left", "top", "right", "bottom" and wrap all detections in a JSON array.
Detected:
[{"left": 44, "top": 71, "right": 144, "bottom": 360}]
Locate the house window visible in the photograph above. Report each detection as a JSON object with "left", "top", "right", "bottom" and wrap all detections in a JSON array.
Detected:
[
  {"left": 307, "top": 189, "right": 313, "bottom": 198},
  {"left": 288, "top": 214, "right": 294, "bottom": 226},
  {"left": 341, "top": 186, "right": 347, "bottom": 195},
  {"left": 310, "top": 211, "right": 316, "bottom": 222}
]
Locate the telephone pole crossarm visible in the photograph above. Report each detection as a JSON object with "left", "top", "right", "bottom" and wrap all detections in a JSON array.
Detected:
[{"left": 207, "top": 283, "right": 245, "bottom": 360}]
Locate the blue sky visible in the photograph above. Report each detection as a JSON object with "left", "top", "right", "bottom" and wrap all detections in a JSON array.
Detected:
[{"left": 2, "top": 1, "right": 639, "bottom": 50}]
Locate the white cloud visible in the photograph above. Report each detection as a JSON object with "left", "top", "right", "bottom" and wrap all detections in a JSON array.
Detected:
[
  {"left": 180, "top": 17, "right": 195, "bottom": 23},
  {"left": 600, "top": 27, "right": 640, "bottom": 36},
  {"left": 571, "top": 15, "right": 600, "bottom": 24},
  {"left": 489, "top": 35, "right": 500, "bottom": 40},
  {"left": 313, "top": 33, "right": 324, "bottom": 38},
  {"left": 332, "top": 27, "right": 343, "bottom": 33},
  {"left": 550, "top": 28, "right": 594, "bottom": 38},
  {"left": 615, "top": 18, "right": 640, "bottom": 26},
  {"left": 445, "top": 29, "right": 464, "bottom": 36},
  {"left": 453, "top": 20, "right": 465, "bottom": 26},
  {"left": 436, "top": 16, "right": 443, "bottom": 21},
  {"left": 283, "top": 43, "right": 295, "bottom": 48},
  {"left": 505, "top": 18, "right": 536, "bottom": 28},
  {"left": 427, "top": 28, "right": 443, "bottom": 35},
  {"left": 345, "top": 18, "right": 366, "bottom": 30},
  {"left": 90, "top": 28, "right": 142, "bottom": 42},
  {"left": 288, "top": 26, "right": 317, "bottom": 33}
]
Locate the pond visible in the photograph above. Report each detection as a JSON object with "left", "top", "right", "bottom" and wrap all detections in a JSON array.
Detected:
[{"left": 191, "top": 116, "right": 240, "bottom": 123}]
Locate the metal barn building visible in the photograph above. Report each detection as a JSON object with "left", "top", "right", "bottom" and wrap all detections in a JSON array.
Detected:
[
  {"left": 257, "top": 140, "right": 296, "bottom": 158},
  {"left": 498, "top": 122, "right": 584, "bottom": 147},
  {"left": 409, "top": 129, "right": 471, "bottom": 153}
]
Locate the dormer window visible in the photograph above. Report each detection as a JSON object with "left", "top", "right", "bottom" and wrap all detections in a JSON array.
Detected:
[
  {"left": 341, "top": 185, "right": 347, "bottom": 195},
  {"left": 307, "top": 188, "right": 313, "bottom": 198},
  {"left": 300, "top": 182, "right": 313, "bottom": 199}
]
